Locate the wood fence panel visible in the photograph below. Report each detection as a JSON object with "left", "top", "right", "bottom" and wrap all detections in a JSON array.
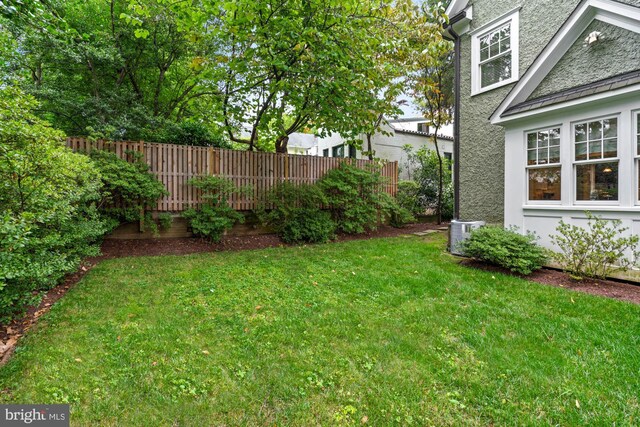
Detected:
[{"left": 66, "top": 137, "right": 398, "bottom": 211}]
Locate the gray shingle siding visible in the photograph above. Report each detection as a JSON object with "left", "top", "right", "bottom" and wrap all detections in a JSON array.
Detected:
[{"left": 458, "top": 0, "right": 640, "bottom": 223}]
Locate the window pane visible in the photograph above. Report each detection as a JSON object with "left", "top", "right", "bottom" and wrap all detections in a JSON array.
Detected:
[
  {"left": 500, "top": 37, "right": 511, "bottom": 53},
  {"left": 588, "top": 140, "right": 602, "bottom": 159},
  {"left": 537, "top": 148, "right": 548, "bottom": 164},
  {"left": 480, "top": 47, "right": 489, "bottom": 62},
  {"left": 490, "top": 42, "right": 500, "bottom": 57},
  {"left": 527, "top": 133, "right": 537, "bottom": 149},
  {"left": 480, "top": 36, "right": 489, "bottom": 50},
  {"left": 589, "top": 121, "right": 602, "bottom": 140},
  {"left": 481, "top": 55, "right": 512, "bottom": 87},
  {"left": 603, "top": 118, "right": 617, "bottom": 138},
  {"left": 576, "top": 162, "right": 618, "bottom": 201},
  {"left": 529, "top": 167, "right": 561, "bottom": 201},
  {"left": 575, "top": 123, "right": 587, "bottom": 142},
  {"left": 538, "top": 131, "right": 548, "bottom": 147},
  {"left": 527, "top": 149, "right": 537, "bottom": 165},
  {"left": 489, "top": 31, "right": 500, "bottom": 45},
  {"left": 549, "top": 128, "right": 560, "bottom": 143},
  {"left": 575, "top": 142, "right": 587, "bottom": 161},
  {"left": 603, "top": 138, "right": 617, "bottom": 158},
  {"left": 549, "top": 146, "right": 560, "bottom": 164}
]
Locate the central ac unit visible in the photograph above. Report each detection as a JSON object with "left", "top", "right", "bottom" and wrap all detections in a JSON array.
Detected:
[{"left": 449, "top": 220, "right": 486, "bottom": 255}]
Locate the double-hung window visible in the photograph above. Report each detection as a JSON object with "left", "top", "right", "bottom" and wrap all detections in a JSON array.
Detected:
[
  {"left": 527, "top": 128, "right": 561, "bottom": 201},
  {"left": 472, "top": 10, "right": 519, "bottom": 95},
  {"left": 574, "top": 117, "right": 619, "bottom": 201}
]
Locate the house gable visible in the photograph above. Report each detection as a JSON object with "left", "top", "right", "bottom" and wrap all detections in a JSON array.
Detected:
[
  {"left": 491, "top": 0, "right": 640, "bottom": 124},
  {"left": 529, "top": 19, "right": 640, "bottom": 100}
]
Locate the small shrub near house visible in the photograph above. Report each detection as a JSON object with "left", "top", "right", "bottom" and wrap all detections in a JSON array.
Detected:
[
  {"left": 183, "top": 176, "right": 246, "bottom": 242},
  {"left": 460, "top": 226, "right": 547, "bottom": 275},
  {"left": 551, "top": 212, "right": 640, "bottom": 279},
  {"left": 317, "top": 162, "right": 411, "bottom": 233},
  {"left": 257, "top": 182, "right": 335, "bottom": 244}
]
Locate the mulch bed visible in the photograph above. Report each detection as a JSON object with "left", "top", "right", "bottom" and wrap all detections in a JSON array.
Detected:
[
  {"left": 459, "top": 259, "right": 640, "bottom": 305},
  {"left": 0, "top": 223, "right": 444, "bottom": 365}
]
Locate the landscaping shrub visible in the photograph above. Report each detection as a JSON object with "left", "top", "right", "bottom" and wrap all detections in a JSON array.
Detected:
[
  {"left": 402, "top": 147, "right": 454, "bottom": 220},
  {"left": 256, "top": 182, "right": 335, "bottom": 243},
  {"left": 89, "top": 149, "right": 168, "bottom": 232},
  {"left": 460, "top": 226, "right": 547, "bottom": 275},
  {"left": 551, "top": 212, "right": 640, "bottom": 279},
  {"left": 0, "top": 87, "right": 112, "bottom": 322},
  {"left": 317, "top": 162, "right": 398, "bottom": 233},
  {"left": 279, "top": 208, "right": 336, "bottom": 244},
  {"left": 183, "top": 176, "right": 246, "bottom": 242},
  {"left": 396, "top": 180, "right": 423, "bottom": 216}
]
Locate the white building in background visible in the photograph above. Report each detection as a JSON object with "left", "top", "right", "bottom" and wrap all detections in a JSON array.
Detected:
[
  {"left": 314, "top": 117, "right": 454, "bottom": 180},
  {"left": 286, "top": 133, "right": 317, "bottom": 155}
]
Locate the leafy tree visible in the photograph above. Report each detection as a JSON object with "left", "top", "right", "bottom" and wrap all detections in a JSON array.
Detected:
[
  {"left": 127, "top": 0, "right": 445, "bottom": 152},
  {"left": 408, "top": 3, "right": 454, "bottom": 224},
  {"left": 402, "top": 146, "right": 454, "bottom": 221},
  {"left": 3, "top": 0, "right": 225, "bottom": 144}
]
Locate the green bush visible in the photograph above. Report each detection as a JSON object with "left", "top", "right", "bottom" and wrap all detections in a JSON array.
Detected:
[
  {"left": 183, "top": 176, "right": 246, "bottom": 242},
  {"left": 550, "top": 212, "right": 640, "bottom": 279},
  {"left": 402, "top": 147, "right": 454, "bottom": 220},
  {"left": 279, "top": 208, "right": 336, "bottom": 244},
  {"left": 88, "top": 150, "right": 168, "bottom": 229},
  {"left": 396, "top": 180, "right": 423, "bottom": 216},
  {"left": 0, "top": 87, "right": 111, "bottom": 322},
  {"left": 460, "top": 226, "right": 547, "bottom": 275},
  {"left": 317, "top": 162, "right": 396, "bottom": 234},
  {"left": 256, "top": 182, "right": 334, "bottom": 243}
]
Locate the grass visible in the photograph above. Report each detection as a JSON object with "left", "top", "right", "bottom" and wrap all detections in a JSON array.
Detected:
[{"left": 1, "top": 233, "right": 639, "bottom": 426}]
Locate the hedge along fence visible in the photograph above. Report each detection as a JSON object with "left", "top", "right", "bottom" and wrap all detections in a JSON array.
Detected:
[{"left": 66, "top": 137, "right": 399, "bottom": 212}]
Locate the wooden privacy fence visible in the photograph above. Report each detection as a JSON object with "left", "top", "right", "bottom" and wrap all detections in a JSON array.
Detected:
[{"left": 66, "top": 137, "right": 398, "bottom": 211}]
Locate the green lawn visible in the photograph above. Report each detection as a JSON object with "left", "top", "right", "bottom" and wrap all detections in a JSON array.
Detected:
[{"left": 1, "top": 234, "right": 639, "bottom": 426}]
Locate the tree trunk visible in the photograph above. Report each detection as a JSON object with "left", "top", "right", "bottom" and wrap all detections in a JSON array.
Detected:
[
  {"left": 366, "top": 133, "right": 374, "bottom": 160},
  {"left": 275, "top": 135, "right": 289, "bottom": 153}
]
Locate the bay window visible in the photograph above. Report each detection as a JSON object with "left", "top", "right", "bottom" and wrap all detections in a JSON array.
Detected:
[
  {"left": 574, "top": 117, "right": 619, "bottom": 201},
  {"left": 527, "top": 128, "right": 561, "bottom": 201}
]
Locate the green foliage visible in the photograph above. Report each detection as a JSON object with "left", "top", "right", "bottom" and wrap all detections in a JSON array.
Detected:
[
  {"left": 460, "top": 226, "right": 547, "bottom": 275},
  {"left": 403, "top": 146, "right": 453, "bottom": 220},
  {"left": 279, "top": 208, "right": 336, "bottom": 244},
  {"left": 379, "top": 193, "right": 416, "bottom": 228},
  {"left": 157, "top": 213, "right": 173, "bottom": 230},
  {"left": 88, "top": 150, "right": 167, "bottom": 224},
  {"left": 256, "top": 182, "right": 332, "bottom": 243},
  {"left": 183, "top": 176, "right": 246, "bottom": 242},
  {"left": 0, "top": 86, "right": 111, "bottom": 322},
  {"left": 317, "top": 162, "right": 396, "bottom": 234},
  {"left": 149, "top": 121, "right": 232, "bottom": 148},
  {"left": 550, "top": 212, "right": 640, "bottom": 279},
  {"left": 396, "top": 180, "right": 423, "bottom": 216}
]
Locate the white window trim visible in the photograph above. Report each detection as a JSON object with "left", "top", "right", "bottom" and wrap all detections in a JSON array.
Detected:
[
  {"left": 634, "top": 110, "right": 640, "bottom": 205},
  {"left": 471, "top": 9, "right": 520, "bottom": 96},
  {"left": 572, "top": 115, "right": 621, "bottom": 205},
  {"left": 525, "top": 126, "right": 562, "bottom": 205}
]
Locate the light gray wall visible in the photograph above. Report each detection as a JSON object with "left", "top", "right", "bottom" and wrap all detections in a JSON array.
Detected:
[
  {"left": 458, "top": 0, "right": 639, "bottom": 223},
  {"left": 530, "top": 20, "right": 640, "bottom": 99}
]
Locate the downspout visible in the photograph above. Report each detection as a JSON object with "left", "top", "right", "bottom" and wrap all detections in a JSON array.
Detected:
[
  {"left": 451, "top": 27, "right": 461, "bottom": 220},
  {"left": 444, "top": 13, "right": 463, "bottom": 220}
]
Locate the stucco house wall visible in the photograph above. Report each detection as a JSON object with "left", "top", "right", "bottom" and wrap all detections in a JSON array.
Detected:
[{"left": 456, "top": 0, "right": 640, "bottom": 223}]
